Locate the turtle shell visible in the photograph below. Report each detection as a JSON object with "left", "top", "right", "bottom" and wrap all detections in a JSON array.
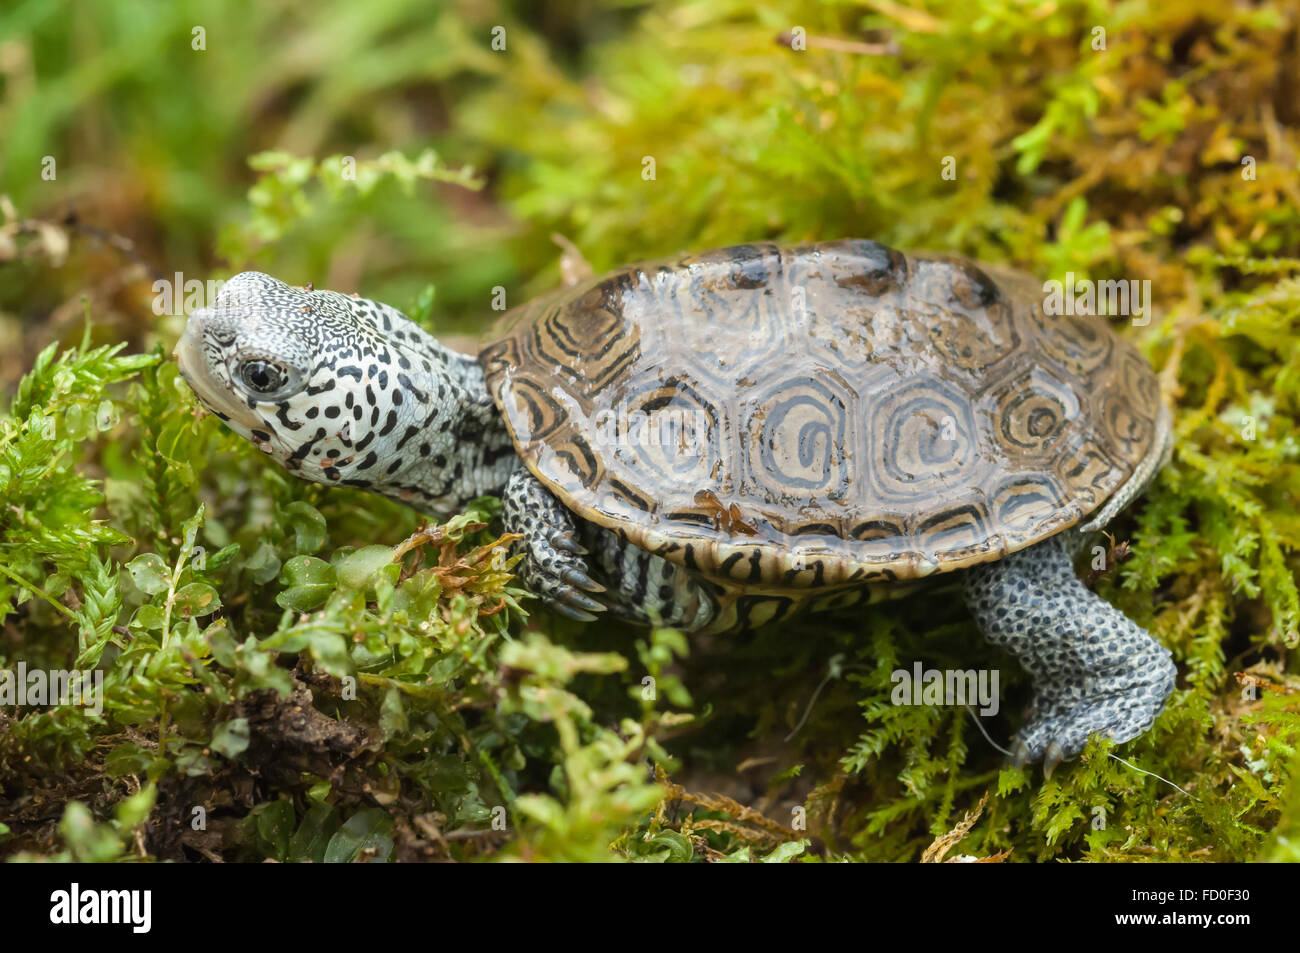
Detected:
[{"left": 479, "top": 240, "right": 1163, "bottom": 588}]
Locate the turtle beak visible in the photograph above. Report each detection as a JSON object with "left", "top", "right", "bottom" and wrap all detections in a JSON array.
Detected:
[
  {"left": 173, "top": 308, "right": 209, "bottom": 388},
  {"left": 172, "top": 309, "right": 199, "bottom": 364},
  {"left": 174, "top": 308, "right": 239, "bottom": 420}
]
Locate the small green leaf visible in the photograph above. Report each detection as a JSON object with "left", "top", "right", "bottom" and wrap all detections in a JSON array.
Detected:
[
  {"left": 288, "top": 804, "right": 338, "bottom": 863},
  {"left": 132, "top": 604, "right": 166, "bottom": 630},
  {"left": 211, "top": 717, "right": 251, "bottom": 758},
  {"left": 337, "top": 545, "right": 395, "bottom": 589},
  {"left": 760, "top": 840, "right": 808, "bottom": 863},
  {"left": 206, "top": 542, "right": 241, "bottom": 571},
  {"left": 104, "top": 743, "right": 154, "bottom": 778},
  {"left": 644, "top": 830, "right": 694, "bottom": 863},
  {"left": 246, "top": 540, "right": 283, "bottom": 585},
  {"left": 255, "top": 799, "right": 295, "bottom": 861},
  {"left": 276, "top": 556, "right": 337, "bottom": 611},
  {"left": 114, "top": 783, "right": 157, "bottom": 830},
  {"left": 408, "top": 283, "right": 437, "bottom": 328},
  {"left": 126, "top": 553, "right": 169, "bottom": 594},
  {"left": 173, "top": 582, "right": 221, "bottom": 617},
  {"left": 284, "top": 501, "right": 328, "bottom": 554},
  {"left": 324, "top": 808, "right": 394, "bottom": 863},
  {"left": 379, "top": 686, "right": 408, "bottom": 741}
]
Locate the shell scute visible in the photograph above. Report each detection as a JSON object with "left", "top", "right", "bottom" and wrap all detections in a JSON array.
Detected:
[{"left": 482, "top": 241, "right": 1164, "bottom": 585}]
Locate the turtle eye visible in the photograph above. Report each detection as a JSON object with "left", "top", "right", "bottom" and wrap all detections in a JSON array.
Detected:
[{"left": 232, "top": 357, "right": 304, "bottom": 401}]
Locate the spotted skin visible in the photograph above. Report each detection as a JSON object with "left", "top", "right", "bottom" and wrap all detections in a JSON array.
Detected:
[
  {"left": 964, "top": 534, "right": 1177, "bottom": 768},
  {"left": 174, "top": 272, "right": 518, "bottom": 517},
  {"left": 174, "top": 256, "right": 1178, "bottom": 771}
]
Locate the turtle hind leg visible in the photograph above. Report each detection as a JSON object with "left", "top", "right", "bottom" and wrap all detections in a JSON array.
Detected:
[{"left": 963, "top": 534, "right": 1176, "bottom": 774}]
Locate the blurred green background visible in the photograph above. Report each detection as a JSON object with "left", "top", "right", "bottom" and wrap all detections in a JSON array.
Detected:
[{"left": 7, "top": 0, "right": 1291, "bottom": 383}]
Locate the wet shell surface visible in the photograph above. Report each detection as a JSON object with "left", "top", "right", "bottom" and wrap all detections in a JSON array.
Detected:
[{"left": 480, "top": 240, "right": 1162, "bottom": 588}]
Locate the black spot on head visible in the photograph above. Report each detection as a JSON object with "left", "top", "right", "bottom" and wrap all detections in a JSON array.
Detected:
[{"left": 398, "top": 373, "right": 428, "bottom": 402}]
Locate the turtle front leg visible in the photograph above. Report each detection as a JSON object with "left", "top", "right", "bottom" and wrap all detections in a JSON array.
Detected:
[
  {"left": 963, "top": 534, "right": 1177, "bottom": 774},
  {"left": 500, "top": 467, "right": 718, "bottom": 629},
  {"left": 501, "top": 468, "right": 608, "bottom": 621}
]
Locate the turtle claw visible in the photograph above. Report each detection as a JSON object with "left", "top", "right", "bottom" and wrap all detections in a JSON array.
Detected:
[
  {"left": 561, "top": 566, "right": 606, "bottom": 593},
  {"left": 551, "top": 531, "right": 589, "bottom": 556},
  {"left": 1011, "top": 739, "right": 1031, "bottom": 769},
  {"left": 1008, "top": 738, "right": 1065, "bottom": 778},
  {"left": 527, "top": 535, "right": 608, "bottom": 619},
  {"left": 525, "top": 540, "right": 609, "bottom": 622},
  {"left": 552, "top": 602, "right": 600, "bottom": 623},
  {"left": 1042, "top": 742, "right": 1065, "bottom": 780},
  {"left": 501, "top": 469, "right": 612, "bottom": 624},
  {"left": 559, "top": 588, "right": 607, "bottom": 614}
]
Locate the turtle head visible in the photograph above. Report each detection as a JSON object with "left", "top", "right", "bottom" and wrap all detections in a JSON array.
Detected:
[
  {"left": 175, "top": 273, "right": 315, "bottom": 425},
  {"left": 175, "top": 271, "right": 481, "bottom": 504}
]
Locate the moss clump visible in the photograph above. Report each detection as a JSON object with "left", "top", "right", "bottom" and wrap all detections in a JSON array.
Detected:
[{"left": 2, "top": 0, "right": 1299, "bottom": 861}]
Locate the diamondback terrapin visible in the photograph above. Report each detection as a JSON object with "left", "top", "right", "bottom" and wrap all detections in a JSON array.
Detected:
[{"left": 174, "top": 239, "right": 1177, "bottom": 771}]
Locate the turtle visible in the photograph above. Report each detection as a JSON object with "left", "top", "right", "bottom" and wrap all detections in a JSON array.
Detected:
[{"left": 174, "top": 239, "right": 1177, "bottom": 772}]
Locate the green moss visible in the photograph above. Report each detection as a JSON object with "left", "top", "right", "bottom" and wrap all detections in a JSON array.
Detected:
[{"left": 2, "top": 0, "right": 1299, "bottom": 861}]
